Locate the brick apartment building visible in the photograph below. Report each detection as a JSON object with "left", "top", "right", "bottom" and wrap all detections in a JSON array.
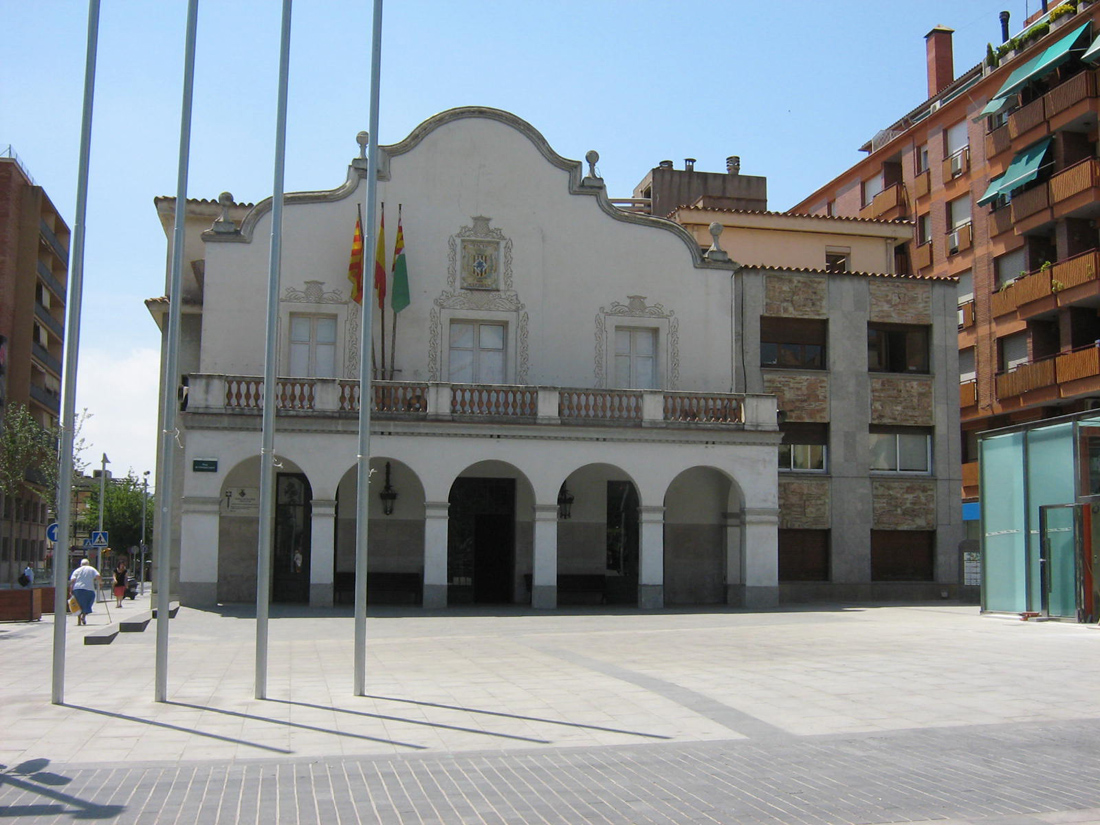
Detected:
[
  {"left": 0, "top": 149, "right": 68, "bottom": 582},
  {"left": 789, "top": 0, "right": 1100, "bottom": 536}
]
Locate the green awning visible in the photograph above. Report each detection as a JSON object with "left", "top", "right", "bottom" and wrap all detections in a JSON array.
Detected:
[
  {"left": 978, "top": 137, "right": 1054, "bottom": 205},
  {"left": 980, "top": 23, "right": 1092, "bottom": 118},
  {"left": 1083, "top": 31, "right": 1100, "bottom": 63},
  {"left": 977, "top": 172, "right": 1007, "bottom": 206}
]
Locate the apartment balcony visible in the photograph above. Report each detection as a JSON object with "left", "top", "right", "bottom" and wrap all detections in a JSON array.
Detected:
[
  {"left": 958, "top": 300, "right": 975, "bottom": 330},
  {"left": 1016, "top": 249, "right": 1100, "bottom": 320},
  {"left": 912, "top": 241, "right": 932, "bottom": 273},
  {"left": 185, "top": 375, "right": 777, "bottom": 432},
  {"left": 31, "top": 342, "right": 61, "bottom": 377},
  {"left": 996, "top": 357, "right": 1057, "bottom": 401},
  {"left": 941, "top": 147, "right": 970, "bottom": 185},
  {"left": 986, "top": 123, "right": 1012, "bottom": 161},
  {"left": 38, "top": 219, "right": 68, "bottom": 266},
  {"left": 34, "top": 303, "right": 63, "bottom": 339},
  {"left": 960, "top": 379, "right": 977, "bottom": 408},
  {"left": 1008, "top": 96, "right": 1048, "bottom": 142},
  {"left": 913, "top": 170, "right": 930, "bottom": 200},
  {"left": 1046, "top": 67, "right": 1098, "bottom": 131},
  {"left": 946, "top": 222, "right": 972, "bottom": 256},
  {"left": 992, "top": 282, "right": 1020, "bottom": 318},
  {"left": 988, "top": 204, "right": 1014, "bottom": 238},
  {"left": 35, "top": 260, "right": 66, "bottom": 302},
  {"left": 29, "top": 383, "right": 60, "bottom": 413},
  {"left": 858, "top": 183, "right": 906, "bottom": 221},
  {"left": 1050, "top": 157, "right": 1100, "bottom": 220},
  {"left": 1009, "top": 183, "right": 1051, "bottom": 233},
  {"left": 1056, "top": 345, "right": 1100, "bottom": 397}
]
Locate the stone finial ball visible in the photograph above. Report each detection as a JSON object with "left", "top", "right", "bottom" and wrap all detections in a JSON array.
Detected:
[
  {"left": 218, "top": 192, "right": 234, "bottom": 205},
  {"left": 585, "top": 150, "right": 599, "bottom": 165},
  {"left": 356, "top": 131, "right": 369, "bottom": 147},
  {"left": 709, "top": 222, "right": 723, "bottom": 238}
]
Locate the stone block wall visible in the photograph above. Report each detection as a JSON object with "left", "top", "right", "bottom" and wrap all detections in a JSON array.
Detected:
[
  {"left": 872, "top": 479, "right": 936, "bottom": 529},
  {"left": 870, "top": 376, "right": 935, "bottom": 425},
  {"left": 778, "top": 479, "right": 830, "bottom": 528},
  {"left": 869, "top": 279, "right": 932, "bottom": 324},
  {"left": 764, "top": 373, "right": 829, "bottom": 422},
  {"left": 765, "top": 274, "right": 827, "bottom": 317}
]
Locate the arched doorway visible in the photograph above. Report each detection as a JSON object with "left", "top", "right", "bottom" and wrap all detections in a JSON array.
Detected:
[
  {"left": 273, "top": 473, "right": 312, "bottom": 603},
  {"left": 663, "top": 466, "right": 736, "bottom": 605}
]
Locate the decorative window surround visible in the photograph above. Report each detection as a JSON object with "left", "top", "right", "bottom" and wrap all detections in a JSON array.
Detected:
[
  {"left": 595, "top": 295, "right": 679, "bottom": 389},
  {"left": 281, "top": 280, "right": 355, "bottom": 378}
]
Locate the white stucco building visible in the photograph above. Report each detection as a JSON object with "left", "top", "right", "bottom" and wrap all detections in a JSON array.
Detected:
[{"left": 150, "top": 107, "right": 961, "bottom": 611}]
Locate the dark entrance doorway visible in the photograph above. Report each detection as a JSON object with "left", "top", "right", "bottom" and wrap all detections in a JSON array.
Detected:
[
  {"left": 448, "top": 478, "right": 515, "bottom": 604},
  {"left": 604, "top": 480, "right": 639, "bottom": 604},
  {"left": 273, "top": 473, "right": 312, "bottom": 603}
]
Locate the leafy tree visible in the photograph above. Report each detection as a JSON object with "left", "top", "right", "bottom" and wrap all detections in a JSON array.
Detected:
[
  {"left": 84, "top": 471, "right": 155, "bottom": 565},
  {"left": 0, "top": 403, "right": 58, "bottom": 580}
]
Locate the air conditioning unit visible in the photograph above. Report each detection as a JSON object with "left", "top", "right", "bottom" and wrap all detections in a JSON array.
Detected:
[
  {"left": 948, "top": 230, "right": 960, "bottom": 254},
  {"left": 950, "top": 152, "right": 965, "bottom": 178},
  {"left": 930, "top": 100, "right": 943, "bottom": 113}
]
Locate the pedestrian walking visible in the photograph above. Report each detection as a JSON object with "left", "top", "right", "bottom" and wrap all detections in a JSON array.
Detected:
[
  {"left": 69, "top": 559, "right": 101, "bottom": 626},
  {"left": 113, "top": 561, "right": 128, "bottom": 608},
  {"left": 19, "top": 563, "right": 33, "bottom": 587}
]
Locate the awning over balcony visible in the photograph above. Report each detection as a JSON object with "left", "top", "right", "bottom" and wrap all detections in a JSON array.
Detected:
[
  {"left": 977, "top": 137, "right": 1053, "bottom": 205},
  {"left": 977, "top": 23, "right": 1092, "bottom": 118},
  {"left": 1084, "top": 29, "right": 1100, "bottom": 63}
]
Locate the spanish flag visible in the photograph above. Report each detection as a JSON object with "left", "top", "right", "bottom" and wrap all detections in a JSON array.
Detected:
[
  {"left": 347, "top": 216, "right": 364, "bottom": 305},
  {"left": 374, "top": 206, "right": 387, "bottom": 310}
]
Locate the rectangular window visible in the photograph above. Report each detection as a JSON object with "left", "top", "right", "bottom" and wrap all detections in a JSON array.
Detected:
[
  {"left": 871, "top": 530, "right": 935, "bottom": 581},
  {"left": 450, "top": 321, "right": 506, "bottom": 384},
  {"left": 761, "top": 317, "right": 827, "bottom": 370},
  {"left": 825, "top": 247, "right": 849, "bottom": 274},
  {"left": 288, "top": 314, "right": 337, "bottom": 378},
  {"left": 868, "top": 323, "right": 929, "bottom": 374},
  {"left": 779, "top": 423, "right": 828, "bottom": 472},
  {"left": 917, "top": 213, "right": 931, "bottom": 247},
  {"left": 999, "top": 331, "right": 1029, "bottom": 372},
  {"left": 947, "top": 196, "right": 971, "bottom": 230},
  {"left": 869, "top": 426, "right": 932, "bottom": 473},
  {"left": 995, "top": 247, "right": 1027, "bottom": 288},
  {"left": 945, "top": 121, "right": 969, "bottom": 157},
  {"left": 778, "top": 529, "right": 830, "bottom": 582},
  {"left": 614, "top": 327, "right": 657, "bottom": 389},
  {"left": 915, "top": 143, "right": 930, "bottom": 174},
  {"left": 959, "top": 347, "right": 976, "bottom": 383}
]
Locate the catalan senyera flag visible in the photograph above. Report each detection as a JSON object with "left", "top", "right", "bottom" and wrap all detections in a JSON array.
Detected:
[
  {"left": 391, "top": 213, "right": 410, "bottom": 314},
  {"left": 347, "top": 216, "right": 364, "bottom": 305},
  {"left": 374, "top": 207, "right": 387, "bottom": 310}
]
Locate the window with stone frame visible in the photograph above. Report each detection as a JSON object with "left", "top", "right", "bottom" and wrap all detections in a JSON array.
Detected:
[
  {"left": 614, "top": 327, "right": 657, "bottom": 389},
  {"left": 449, "top": 320, "right": 506, "bottom": 384},
  {"left": 288, "top": 313, "right": 337, "bottom": 378},
  {"left": 869, "top": 426, "right": 932, "bottom": 474},
  {"left": 867, "top": 323, "right": 929, "bottom": 374},
  {"left": 761, "top": 317, "right": 826, "bottom": 370},
  {"left": 779, "top": 423, "right": 828, "bottom": 472}
]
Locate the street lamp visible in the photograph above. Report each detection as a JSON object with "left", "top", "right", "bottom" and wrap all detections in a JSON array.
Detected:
[
  {"left": 97, "top": 453, "right": 109, "bottom": 576},
  {"left": 140, "top": 470, "right": 150, "bottom": 596}
]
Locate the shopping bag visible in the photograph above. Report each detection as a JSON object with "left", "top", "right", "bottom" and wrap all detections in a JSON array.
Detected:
[{"left": 68, "top": 596, "right": 80, "bottom": 614}]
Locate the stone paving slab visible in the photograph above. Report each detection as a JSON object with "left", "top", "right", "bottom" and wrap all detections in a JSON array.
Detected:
[{"left": 2, "top": 601, "right": 1100, "bottom": 822}]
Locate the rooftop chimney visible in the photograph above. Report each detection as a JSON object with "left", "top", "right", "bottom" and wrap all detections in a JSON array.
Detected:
[
  {"left": 726, "top": 156, "right": 741, "bottom": 175},
  {"left": 658, "top": 159, "right": 673, "bottom": 169},
  {"left": 684, "top": 158, "right": 696, "bottom": 171},
  {"left": 1000, "top": 11, "right": 1011, "bottom": 44},
  {"left": 925, "top": 25, "right": 955, "bottom": 98}
]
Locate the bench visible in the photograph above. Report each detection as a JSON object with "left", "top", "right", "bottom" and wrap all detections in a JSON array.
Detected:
[
  {"left": 84, "top": 625, "right": 118, "bottom": 645},
  {"left": 119, "top": 611, "right": 153, "bottom": 632},
  {"left": 524, "top": 574, "right": 607, "bottom": 605},
  {"left": 334, "top": 572, "right": 423, "bottom": 605}
]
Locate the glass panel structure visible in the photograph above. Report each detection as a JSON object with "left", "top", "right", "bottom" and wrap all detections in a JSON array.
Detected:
[{"left": 981, "top": 431, "right": 1027, "bottom": 612}]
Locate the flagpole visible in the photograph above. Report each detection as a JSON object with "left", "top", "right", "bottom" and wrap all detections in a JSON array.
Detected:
[
  {"left": 355, "top": 0, "right": 384, "bottom": 697},
  {"left": 150, "top": 0, "right": 200, "bottom": 703},
  {"left": 389, "top": 204, "right": 400, "bottom": 379},
  {"left": 256, "top": 0, "right": 294, "bottom": 701},
  {"left": 52, "top": 0, "right": 101, "bottom": 705},
  {"left": 378, "top": 204, "right": 386, "bottom": 382}
]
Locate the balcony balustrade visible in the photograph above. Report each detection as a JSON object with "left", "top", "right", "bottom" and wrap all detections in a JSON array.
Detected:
[
  {"left": 1008, "top": 96, "right": 1048, "bottom": 140},
  {"left": 960, "top": 380, "right": 977, "bottom": 408},
  {"left": 1009, "top": 184, "right": 1050, "bottom": 224},
  {"left": 913, "top": 170, "right": 930, "bottom": 200},
  {"left": 989, "top": 205, "right": 1014, "bottom": 237},
  {"left": 992, "top": 283, "right": 1019, "bottom": 317},
  {"left": 1046, "top": 68, "right": 1095, "bottom": 122},
  {"left": 995, "top": 357, "right": 1056, "bottom": 399},
  {"left": 1050, "top": 157, "right": 1100, "bottom": 217},
  {"left": 986, "top": 123, "right": 1012, "bottom": 160},
  {"left": 941, "top": 147, "right": 970, "bottom": 183},
  {"left": 1056, "top": 346, "right": 1100, "bottom": 384},
  {"left": 1051, "top": 248, "right": 1100, "bottom": 290},
  {"left": 913, "top": 241, "right": 932, "bottom": 272},
  {"left": 858, "top": 184, "right": 905, "bottom": 221},
  {"left": 190, "top": 375, "right": 773, "bottom": 430}
]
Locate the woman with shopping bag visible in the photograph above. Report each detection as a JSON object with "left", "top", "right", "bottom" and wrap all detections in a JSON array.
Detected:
[{"left": 69, "top": 558, "right": 101, "bottom": 626}]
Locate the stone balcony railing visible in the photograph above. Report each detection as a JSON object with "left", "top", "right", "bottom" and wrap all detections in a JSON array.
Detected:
[{"left": 185, "top": 375, "right": 778, "bottom": 430}]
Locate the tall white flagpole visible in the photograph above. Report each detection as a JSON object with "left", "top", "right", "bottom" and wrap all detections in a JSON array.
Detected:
[
  {"left": 52, "top": 0, "right": 101, "bottom": 705},
  {"left": 155, "top": 0, "right": 200, "bottom": 703},
  {"left": 355, "top": 0, "right": 384, "bottom": 696},
  {"left": 256, "top": 0, "right": 294, "bottom": 700}
]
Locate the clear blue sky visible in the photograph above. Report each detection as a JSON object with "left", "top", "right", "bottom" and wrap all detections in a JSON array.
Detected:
[{"left": 2, "top": 0, "right": 1036, "bottom": 479}]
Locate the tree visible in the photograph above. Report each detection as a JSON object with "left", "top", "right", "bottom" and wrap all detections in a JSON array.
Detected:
[
  {"left": 0, "top": 403, "right": 58, "bottom": 580},
  {"left": 85, "top": 471, "right": 155, "bottom": 565}
]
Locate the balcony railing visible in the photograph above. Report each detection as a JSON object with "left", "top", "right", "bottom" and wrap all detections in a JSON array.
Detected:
[
  {"left": 992, "top": 283, "right": 1019, "bottom": 317},
  {"left": 190, "top": 375, "right": 776, "bottom": 430},
  {"left": 38, "top": 219, "right": 67, "bottom": 265},
  {"left": 34, "top": 303, "right": 63, "bottom": 339},
  {"left": 947, "top": 222, "right": 972, "bottom": 255},
  {"left": 989, "top": 204, "right": 1013, "bottom": 237},
  {"left": 1051, "top": 248, "right": 1100, "bottom": 290},
  {"left": 996, "top": 357, "right": 1056, "bottom": 399},
  {"left": 36, "top": 260, "right": 66, "bottom": 302},
  {"left": 941, "top": 147, "right": 970, "bottom": 183},
  {"left": 1046, "top": 67, "right": 1095, "bottom": 121},
  {"left": 1008, "top": 96, "right": 1047, "bottom": 139},
  {"left": 31, "top": 342, "right": 61, "bottom": 376},
  {"left": 913, "top": 170, "right": 930, "bottom": 200},
  {"left": 913, "top": 241, "right": 932, "bottom": 272},
  {"left": 1009, "top": 183, "right": 1050, "bottom": 223},
  {"left": 1050, "top": 156, "right": 1100, "bottom": 210},
  {"left": 858, "top": 183, "right": 904, "bottom": 220},
  {"left": 958, "top": 300, "right": 975, "bottom": 330},
  {"left": 986, "top": 123, "right": 1012, "bottom": 159},
  {"left": 960, "top": 380, "right": 977, "bottom": 407},
  {"left": 1057, "top": 345, "right": 1100, "bottom": 383}
]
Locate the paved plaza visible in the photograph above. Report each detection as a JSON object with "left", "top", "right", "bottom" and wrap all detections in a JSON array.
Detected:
[{"left": 1, "top": 596, "right": 1100, "bottom": 823}]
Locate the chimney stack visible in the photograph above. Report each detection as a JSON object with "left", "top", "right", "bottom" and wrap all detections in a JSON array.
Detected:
[
  {"left": 658, "top": 159, "right": 673, "bottom": 169},
  {"left": 726, "top": 156, "right": 741, "bottom": 175},
  {"left": 1000, "top": 11, "right": 1011, "bottom": 44},
  {"left": 684, "top": 158, "right": 696, "bottom": 171},
  {"left": 925, "top": 26, "right": 955, "bottom": 98}
]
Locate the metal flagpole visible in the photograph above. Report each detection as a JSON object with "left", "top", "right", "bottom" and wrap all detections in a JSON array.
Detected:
[
  {"left": 52, "top": 0, "right": 101, "bottom": 705},
  {"left": 256, "top": 0, "right": 294, "bottom": 700},
  {"left": 155, "top": 0, "right": 200, "bottom": 703},
  {"left": 355, "top": 0, "right": 384, "bottom": 696}
]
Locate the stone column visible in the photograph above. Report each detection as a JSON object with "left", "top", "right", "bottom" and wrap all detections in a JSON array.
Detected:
[
  {"left": 638, "top": 505, "right": 665, "bottom": 609},
  {"left": 179, "top": 496, "right": 221, "bottom": 608},
  {"left": 531, "top": 504, "right": 558, "bottom": 609},
  {"left": 724, "top": 510, "right": 744, "bottom": 606},
  {"left": 309, "top": 498, "right": 336, "bottom": 607},
  {"left": 741, "top": 507, "right": 780, "bottom": 608},
  {"left": 423, "top": 501, "right": 450, "bottom": 608}
]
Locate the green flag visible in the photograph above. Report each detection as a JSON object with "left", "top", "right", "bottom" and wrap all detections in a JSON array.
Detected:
[{"left": 391, "top": 212, "right": 410, "bottom": 313}]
